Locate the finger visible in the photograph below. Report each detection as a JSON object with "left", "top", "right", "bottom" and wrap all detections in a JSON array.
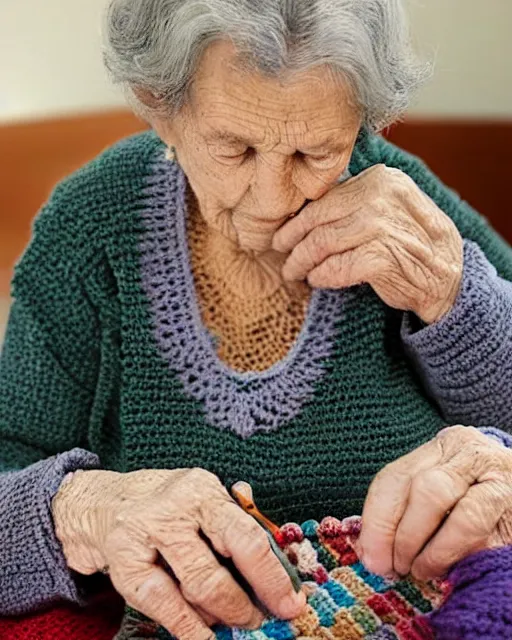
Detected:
[
  {"left": 195, "top": 606, "right": 219, "bottom": 628},
  {"left": 411, "top": 481, "right": 506, "bottom": 581},
  {"left": 281, "top": 218, "right": 374, "bottom": 282},
  {"left": 107, "top": 528, "right": 214, "bottom": 640},
  {"left": 306, "top": 245, "right": 381, "bottom": 289},
  {"left": 204, "top": 502, "right": 306, "bottom": 620},
  {"left": 161, "top": 531, "right": 264, "bottom": 629},
  {"left": 273, "top": 177, "right": 367, "bottom": 254},
  {"left": 393, "top": 465, "right": 471, "bottom": 576},
  {"left": 358, "top": 439, "right": 443, "bottom": 577},
  {"left": 118, "top": 563, "right": 215, "bottom": 640}
]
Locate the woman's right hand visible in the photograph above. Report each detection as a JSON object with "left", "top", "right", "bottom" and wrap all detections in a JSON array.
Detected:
[{"left": 52, "top": 467, "right": 305, "bottom": 639}]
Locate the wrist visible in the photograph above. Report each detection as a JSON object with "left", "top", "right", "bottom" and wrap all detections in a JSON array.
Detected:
[
  {"left": 419, "top": 266, "right": 463, "bottom": 325},
  {"left": 52, "top": 469, "right": 123, "bottom": 575}
]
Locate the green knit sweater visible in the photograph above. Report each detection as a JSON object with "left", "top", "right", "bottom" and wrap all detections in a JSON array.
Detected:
[{"left": 1, "top": 128, "right": 512, "bottom": 524}]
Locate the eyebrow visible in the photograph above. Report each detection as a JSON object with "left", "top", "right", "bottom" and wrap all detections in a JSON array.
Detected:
[
  {"left": 300, "top": 133, "right": 348, "bottom": 153},
  {"left": 204, "top": 131, "right": 257, "bottom": 146}
]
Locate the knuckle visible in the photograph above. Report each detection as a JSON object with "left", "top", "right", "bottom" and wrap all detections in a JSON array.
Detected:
[
  {"left": 182, "top": 467, "right": 221, "bottom": 486},
  {"left": 458, "top": 498, "right": 493, "bottom": 536},
  {"left": 374, "top": 461, "right": 397, "bottom": 483},
  {"left": 238, "top": 522, "right": 272, "bottom": 559},
  {"left": 412, "top": 468, "right": 463, "bottom": 513},
  {"left": 441, "top": 425, "right": 477, "bottom": 442},
  {"left": 202, "top": 566, "right": 233, "bottom": 599},
  {"left": 130, "top": 575, "right": 169, "bottom": 604},
  {"left": 385, "top": 166, "right": 407, "bottom": 186},
  {"left": 222, "top": 509, "right": 266, "bottom": 548},
  {"left": 411, "top": 470, "right": 438, "bottom": 501},
  {"left": 187, "top": 566, "right": 232, "bottom": 606},
  {"left": 463, "top": 442, "right": 495, "bottom": 475},
  {"left": 371, "top": 194, "right": 390, "bottom": 213},
  {"left": 308, "top": 226, "right": 330, "bottom": 260},
  {"left": 296, "top": 210, "right": 313, "bottom": 237},
  {"left": 372, "top": 163, "right": 388, "bottom": 176},
  {"left": 437, "top": 426, "right": 485, "bottom": 457},
  {"left": 175, "top": 469, "right": 226, "bottom": 510},
  {"left": 169, "top": 608, "right": 208, "bottom": 640},
  {"left": 391, "top": 177, "right": 411, "bottom": 200}
]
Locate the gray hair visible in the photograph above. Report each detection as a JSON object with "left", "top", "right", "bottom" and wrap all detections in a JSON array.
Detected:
[{"left": 103, "top": 0, "right": 430, "bottom": 131}]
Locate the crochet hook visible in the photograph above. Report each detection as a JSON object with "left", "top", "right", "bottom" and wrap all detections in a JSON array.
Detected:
[{"left": 231, "top": 481, "right": 302, "bottom": 593}]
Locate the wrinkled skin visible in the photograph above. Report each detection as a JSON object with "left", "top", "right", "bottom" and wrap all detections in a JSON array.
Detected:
[
  {"left": 357, "top": 427, "right": 512, "bottom": 581},
  {"left": 52, "top": 468, "right": 305, "bottom": 640},
  {"left": 52, "top": 39, "right": 505, "bottom": 638},
  {"left": 274, "top": 163, "right": 463, "bottom": 323}
]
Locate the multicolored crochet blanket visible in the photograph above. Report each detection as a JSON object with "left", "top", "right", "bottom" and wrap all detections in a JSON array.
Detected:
[
  {"left": 116, "top": 516, "right": 451, "bottom": 640},
  {"left": 3, "top": 515, "right": 512, "bottom": 640}
]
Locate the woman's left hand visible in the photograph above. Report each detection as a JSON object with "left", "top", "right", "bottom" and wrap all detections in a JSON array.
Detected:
[
  {"left": 273, "top": 164, "right": 463, "bottom": 324},
  {"left": 356, "top": 426, "right": 512, "bottom": 581}
]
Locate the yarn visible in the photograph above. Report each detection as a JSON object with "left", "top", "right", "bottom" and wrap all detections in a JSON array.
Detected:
[
  {"left": 116, "top": 516, "right": 451, "bottom": 640},
  {"left": 2, "top": 515, "right": 512, "bottom": 639},
  {"left": 0, "top": 591, "right": 124, "bottom": 640}
]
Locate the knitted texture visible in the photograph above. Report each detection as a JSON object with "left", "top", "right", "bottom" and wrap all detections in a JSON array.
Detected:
[
  {"left": 140, "top": 155, "right": 345, "bottom": 435},
  {"left": 3, "top": 518, "right": 512, "bottom": 640},
  {"left": 429, "top": 545, "right": 512, "bottom": 639},
  {"left": 0, "top": 591, "right": 124, "bottom": 640},
  {"left": 186, "top": 191, "right": 312, "bottom": 372},
  {"left": 402, "top": 240, "right": 512, "bottom": 427},
  {"left": 113, "top": 516, "right": 448, "bottom": 640},
  {"left": 1, "top": 128, "right": 512, "bottom": 618},
  {"left": 0, "top": 449, "right": 100, "bottom": 615}
]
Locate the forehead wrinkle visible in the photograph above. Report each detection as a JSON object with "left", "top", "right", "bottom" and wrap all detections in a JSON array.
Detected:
[
  {"left": 198, "top": 94, "right": 356, "bottom": 153},
  {"left": 195, "top": 78, "right": 346, "bottom": 123}
]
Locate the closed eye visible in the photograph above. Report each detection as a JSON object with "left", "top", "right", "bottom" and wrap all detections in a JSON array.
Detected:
[
  {"left": 216, "top": 147, "right": 255, "bottom": 164},
  {"left": 306, "top": 153, "right": 341, "bottom": 170}
]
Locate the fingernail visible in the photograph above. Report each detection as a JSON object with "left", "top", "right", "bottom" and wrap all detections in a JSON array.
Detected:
[
  {"left": 383, "top": 570, "right": 400, "bottom": 581},
  {"left": 354, "top": 541, "right": 367, "bottom": 567},
  {"left": 280, "top": 590, "right": 306, "bottom": 619},
  {"left": 248, "top": 610, "right": 265, "bottom": 630}
]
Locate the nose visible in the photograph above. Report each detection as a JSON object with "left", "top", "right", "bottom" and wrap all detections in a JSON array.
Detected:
[{"left": 250, "top": 155, "right": 303, "bottom": 222}]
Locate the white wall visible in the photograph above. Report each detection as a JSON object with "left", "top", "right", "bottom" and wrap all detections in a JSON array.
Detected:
[
  {"left": 406, "top": 0, "right": 512, "bottom": 117},
  {"left": 0, "top": 0, "right": 122, "bottom": 122},
  {"left": 0, "top": 0, "right": 510, "bottom": 123}
]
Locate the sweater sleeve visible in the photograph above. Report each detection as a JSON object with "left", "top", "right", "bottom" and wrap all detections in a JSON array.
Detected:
[
  {"left": 355, "top": 133, "right": 512, "bottom": 432},
  {"left": 401, "top": 240, "right": 512, "bottom": 430},
  {"left": 0, "top": 186, "right": 107, "bottom": 613}
]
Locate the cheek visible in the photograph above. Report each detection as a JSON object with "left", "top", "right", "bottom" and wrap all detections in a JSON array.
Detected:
[{"left": 182, "top": 152, "right": 253, "bottom": 215}]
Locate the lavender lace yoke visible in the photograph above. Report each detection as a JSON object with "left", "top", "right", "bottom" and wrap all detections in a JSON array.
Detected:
[{"left": 139, "top": 155, "right": 345, "bottom": 439}]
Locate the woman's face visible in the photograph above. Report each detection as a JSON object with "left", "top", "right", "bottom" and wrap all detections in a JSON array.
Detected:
[{"left": 153, "top": 40, "right": 362, "bottom": 254}]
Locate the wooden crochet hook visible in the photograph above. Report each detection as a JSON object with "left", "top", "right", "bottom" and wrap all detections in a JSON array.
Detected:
[{"left": 231, "top": 481, "right": 302, "bottom": 593}]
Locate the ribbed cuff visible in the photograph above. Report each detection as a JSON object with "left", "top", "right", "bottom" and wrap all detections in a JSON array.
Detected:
[
  {"left": 401, "top": 240, "right": 512, "bottom": 426},
  {"left": 0, "top": 448, "right": 100, "bottom": 615},
  {"left": 478, "top": 426, "right": 512, "bottom": 449}
]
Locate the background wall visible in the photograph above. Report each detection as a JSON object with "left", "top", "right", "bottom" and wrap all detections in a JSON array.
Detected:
[
  {"left": 0, "top": 0, "right": 511, "bottom": 329},
  {"left": 0, "top": 0, "right": 511, "bottom": 123}
]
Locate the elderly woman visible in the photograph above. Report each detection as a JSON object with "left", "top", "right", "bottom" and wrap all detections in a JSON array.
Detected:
[{"left": 1, "top": 0, "right": 512, "bottom": 638}]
